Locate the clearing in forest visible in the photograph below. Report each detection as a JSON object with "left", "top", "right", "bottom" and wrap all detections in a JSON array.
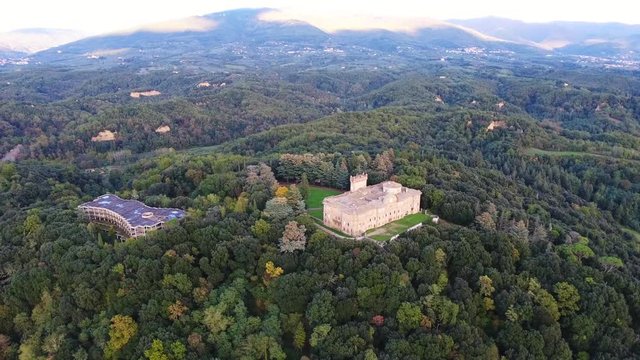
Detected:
[
  {"left": 366, "top": 212, "right": 429, "bottom": 242},
  {"left": 306, "top": 185, "right": 343, "bottom": 220}
]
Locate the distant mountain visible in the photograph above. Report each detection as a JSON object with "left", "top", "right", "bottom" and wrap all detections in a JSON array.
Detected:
[
  {"left": 450, "top": 17, "right": 640, "bottom": 56},
  {"left": 0, "top": 28, "right": 86, "bottom": 53},
  {"left": 28, "top": 9, "right": 538, "bottom": 69},
  {"left": 16, "top": 10, "right": 640, "bottom": 70}
]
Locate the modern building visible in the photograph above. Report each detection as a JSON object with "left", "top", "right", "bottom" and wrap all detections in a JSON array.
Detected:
[
  {"left": 78, "top": 194, "right": 186, "bottom": 238},
  {"left": 323, "top": 173, "right": 422, "bottom": 236}
]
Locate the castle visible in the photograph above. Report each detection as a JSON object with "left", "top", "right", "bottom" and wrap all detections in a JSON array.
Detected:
[{"left": 323, "top": 174, "right": 422, "bottom": 236}]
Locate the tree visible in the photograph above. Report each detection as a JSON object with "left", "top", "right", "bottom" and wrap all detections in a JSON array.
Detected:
[
  {"left": 599, "top": 256, "right": 624, "bottom": 272},
  {"left": 475, "top": 212, "right": 496, "bottom": 231},
  {"left": 280, "top": 221, "right": 306, "bottom": 253},
  {"left": 479, "top": 275, "right": 496, "bottom": 311},
  {"left": 264, "top": 261, "right": 284, "bottom": 283},
  {"left": 168, "top": 300, "right": 188, "bottom": 321},
  {"left": 424, "top": 295, "right": 459, "bottom": 327},
  {"left": 263, "top": 197, "right": 293, "bottom": 223},
  {"left": 202, "top": 306, "right": 232, "bottom": 336},
  {"left": 528, "top": 278, "right": 560, "bottom": 322},
  {"left": 144, "top": 339, "right": 169, "bottom": 360},
  {"left": 286, "top": 184, "right": 305, "bottom": 213},
  {"left": 306, "top": 290, "right": 335, "bottom": 327},
  {"left": 275, "top": 186, "right": 289, "bottom": 198},
  {"left": 300, "top": 173, "right": 310, "bottom": 200},
  {"left": 293, "top": 322, "right": 306, "bottom": 350},
  {"left": 553, "top": 282, "right": 580, "bottom": 316},
  {"left": 509, "top": 220, "right": 529, "bottom": 242},
  {"left": 105, "top": 315, "right": 138, "bottom": 358},
  {"left": 309, "top": 324, "right": 331, "bottom": 347},
  {"left": 396, "top": 302, "right": 423, "bottom": 333},
  {"left": 252, "top": 219, "right": 272, "bottom": 240}
]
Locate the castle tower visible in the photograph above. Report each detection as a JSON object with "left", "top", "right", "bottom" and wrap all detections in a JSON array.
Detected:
[{"left": 350, "top": 173, "right": 368, "bottom": 192}]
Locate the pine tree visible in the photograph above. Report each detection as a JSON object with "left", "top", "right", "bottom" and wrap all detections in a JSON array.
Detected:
[{"left": 300, "top": 173, "right": 310, "bottom": 200}]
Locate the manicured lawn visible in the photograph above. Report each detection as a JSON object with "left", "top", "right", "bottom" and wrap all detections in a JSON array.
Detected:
[
  {"left": 309, "top": 209, "right": 323, "bottom": 219},
  {"left": 366, "top": 213, "right": 429, "bottom": 242},
  {"left": 306, "top": 186, "right": 342, "bottom": 209}
]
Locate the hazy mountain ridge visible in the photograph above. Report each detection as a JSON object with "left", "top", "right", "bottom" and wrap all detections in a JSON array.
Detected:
[
  {"left": 0, "top": 28, "right": 85, "bottom": 53},
  {"left": 450, "top": 17, "right": 640, "bottom": 53},
  {"left": 26, "top": 9, "right": 537, "bottom": 69},
  {"left": 2, "top": 10, "right": 639, "bottom": 70}
]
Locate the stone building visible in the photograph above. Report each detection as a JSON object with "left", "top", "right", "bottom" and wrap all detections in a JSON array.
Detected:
[
  {"left": 78, "top": 194, "right": 185, "bottom": 238},
  {"left": 323, "top": 174, "right": 422, "bottom": 236}
]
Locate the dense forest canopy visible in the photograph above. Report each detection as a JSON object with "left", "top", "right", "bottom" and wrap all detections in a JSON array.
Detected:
[{"left": 1, "top": 33, "right": 640, "bottom": 359}]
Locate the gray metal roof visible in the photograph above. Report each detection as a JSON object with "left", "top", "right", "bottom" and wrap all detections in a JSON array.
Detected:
[{"left": 79, "top": 194, "right": 186, "bottom": 227}]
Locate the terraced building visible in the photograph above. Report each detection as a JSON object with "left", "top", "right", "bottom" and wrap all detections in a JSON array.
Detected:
[{"left": 78, "top": 194, "right": 186, "bottom": 238}]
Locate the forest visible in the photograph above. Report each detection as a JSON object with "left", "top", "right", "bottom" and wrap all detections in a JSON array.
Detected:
[{"left": 0, "top": 55, "right": 640, "bottom": 359}]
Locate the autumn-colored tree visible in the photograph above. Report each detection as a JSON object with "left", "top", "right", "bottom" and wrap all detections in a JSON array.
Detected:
[
  {"left": 275, "top": 186, "right": 289, "bottom": 198},
  {"left": 280, "top": 221, "right": 306, "bottom": 253},
  {"left": 202, "top": 306, "right": 232, "bottom": 336},
  {"left": 475, "top": 212, "right": 496, "bottom": 231},
  {"left": 168, "top": 300, "right": 188, "bottom": 321},
  {"left": 370, "top": 315, "right": 385, "bottom": 327},
  {"left": 105, "top": 315, "right": 138, "bottom": 358},
  {"left": 264, "top": 261, "right": 284, "bottom": 283},
  {"left": 479, "top": 275, "right": 496, "bottom": 311}
]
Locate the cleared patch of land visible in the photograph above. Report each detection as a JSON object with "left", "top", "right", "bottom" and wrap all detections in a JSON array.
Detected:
[
  {"left": 305, "top": 185, "right": 343, "bottom": 222},
  {"left": 306, "top": 186, "right": 343, "bottom": 210},
  {"left": 366, "top": 212, "right": 429, "bottom": 241},
  {"left": 526, "top": 148, "right": 640, "bottom": 164}
]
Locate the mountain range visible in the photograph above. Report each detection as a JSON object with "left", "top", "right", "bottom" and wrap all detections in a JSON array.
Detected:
[{"left": 1, "top": 9, "right": 639, "bottom": 68}]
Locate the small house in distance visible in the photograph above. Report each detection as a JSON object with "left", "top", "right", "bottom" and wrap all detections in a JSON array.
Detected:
[
  {"left": 78, "top": 194, "right": 185, "bottom": 238},
  {"left": 323, "top": 174, "right": 422, "bottom": 236}
]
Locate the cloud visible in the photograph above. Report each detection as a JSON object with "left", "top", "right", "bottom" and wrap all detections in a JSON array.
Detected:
[
  {"left": 117, "top": 16, "right": 218, "bottom": 34},
  {"left": 259, "top": 9, "right": 448, "bottom": 34}
]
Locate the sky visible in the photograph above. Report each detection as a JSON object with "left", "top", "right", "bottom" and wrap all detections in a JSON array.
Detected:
[{"left": 1, "top": 0, "right": 639, "bottom": 34}]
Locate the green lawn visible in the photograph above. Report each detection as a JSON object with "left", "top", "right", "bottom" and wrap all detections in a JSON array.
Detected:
[
  {"left": 309, "top": 209, "right": 323, "bottom": 219},
  {"left": 306, "top": 186, "right": 343, "bottom": 220},
  {"left": 306, "top": 186, "right": 343, "bottom": 209},
  {"left": 366, "top": 212, "right": 429, "bottom": 242}
]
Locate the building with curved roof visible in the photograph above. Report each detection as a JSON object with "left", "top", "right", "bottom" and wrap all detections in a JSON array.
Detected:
[
  {"left": 323, "top": 174, "right": 421, "bottom": 236},
  {"left": 78, "top": 194, "right": 186, "bottom": 238}
]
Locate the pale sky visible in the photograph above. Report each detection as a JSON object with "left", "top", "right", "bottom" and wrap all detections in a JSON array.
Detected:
[{"left": 1, "top": 0, "right": 639, "bottom": 34}]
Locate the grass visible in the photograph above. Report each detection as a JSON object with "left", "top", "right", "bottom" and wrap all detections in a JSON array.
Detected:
[
  {"left": 526, "top": 148, "right": 640, "bottom": 164},
  {"left": 306, "top": 186, "right": 343, "bottom": 209},
  {"left": 305, "top": 186, "right": 343, "bottom": 220},
  {"left": 366, "top": 212, "right": 429, "bottom": 242},
  {"left": 309, "top": 209, "right": 323, "bottom": 219}
]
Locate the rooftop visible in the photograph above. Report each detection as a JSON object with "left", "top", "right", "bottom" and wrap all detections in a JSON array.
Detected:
[
  {"left": 79, "top": 194, "right": 186, "bottom": 227},
  {"left": 323, "top": 181, "right": 421, "bottom": 214}
]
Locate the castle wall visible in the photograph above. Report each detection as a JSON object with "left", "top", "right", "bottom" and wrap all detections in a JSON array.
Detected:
[{"left": 324, "top": 191, "right": 421, "bottom": 236}]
